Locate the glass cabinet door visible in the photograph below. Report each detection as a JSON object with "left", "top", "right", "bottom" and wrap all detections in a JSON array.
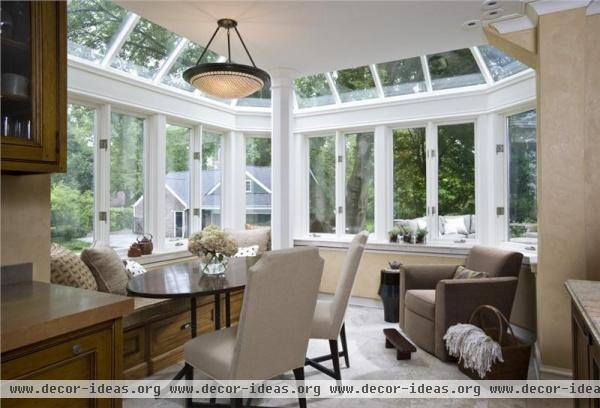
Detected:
[{"left": 1, "top": 1, "right": 33, "bottom": 142}]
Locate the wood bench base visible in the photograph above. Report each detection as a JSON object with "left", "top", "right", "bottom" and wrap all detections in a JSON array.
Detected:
[{"left": 383, "top": 328, "right": 416, "bottom": 360}]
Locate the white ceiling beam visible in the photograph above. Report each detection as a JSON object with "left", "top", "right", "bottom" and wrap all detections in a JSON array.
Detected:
[
  {"left": 470, "top": 46, "right": 494, "bottom": 85},
  {"left": 369, "top": 64, "right": 385, "bottom": 99},
  {"left": 154, "top": 38, "right": 188, "bottom": 84},
  {"left": 420, "top": 55, "right": 433, "bottom": 92},
  {"left": 326, "top": 72, "right": 342, "bottom": 104},
  {"left": 101, "top": 13, "right": 140, "bottom": 68}
]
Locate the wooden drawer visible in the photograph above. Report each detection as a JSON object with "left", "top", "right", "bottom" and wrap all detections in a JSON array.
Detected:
[
  {"left": 123, "top": 327, "right": 145, "bottom": 370},
  {"left": 228, "top": 291, "right": 244, "bottom": 325}
]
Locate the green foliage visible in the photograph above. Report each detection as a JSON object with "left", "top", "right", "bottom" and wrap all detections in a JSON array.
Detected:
[
  {"left": 377, "top": 57, "right": 424, "bottom": 87},
  {"left": 335, "top": 66, "right": 375, "bottom": 92},
  {"left": 110, "top": 207, "right": 134, "bottom": 232},
  {"left": 345, "top": 133, "right": 375, "bottom": 233},
  {"left": 166, "top": 125, "right": 190, "bottom": 172},
  {"left": 428, "top": 49, "right": 480, "bottom": 79},
  {"left": 110, "top": 112, "right": 144, "bottom": 206},
  {"left": 393, "top": 128, "right": 426, "bottom": 219},
  {"left": 50, "top": 183, "right": 93, "bottom": 243},
  {"left": 309, "top": 136, "right": 336, "bottom": 233},
  {"left": 509, "top": 110, "right": 537, "bottom": 226},
  {"left": 295, "top": 74, "right": 332, "bottom": 106},
  {"left": 245, "top": 137, "right": 271, "bottom": 167}
]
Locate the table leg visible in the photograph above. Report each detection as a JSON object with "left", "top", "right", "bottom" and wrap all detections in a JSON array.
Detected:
[
  {"left": 190, "top": 296, "right": 197, "bottom": 338},
  {"left": 214, "top": 293, "right": 221, "bottom": 330},
  {"left": 171, "top": 297, "right": 198, "bottom": 382},
  {"left": 225, "top": 292, "right": 231, "bottom": 328}
]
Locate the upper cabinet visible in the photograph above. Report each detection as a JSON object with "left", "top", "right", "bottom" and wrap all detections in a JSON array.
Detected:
[{"left": 1, "top": 2, "right": 66, "bottom": 173}]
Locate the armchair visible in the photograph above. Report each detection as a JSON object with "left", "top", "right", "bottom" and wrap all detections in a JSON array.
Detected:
[{"left": 399, "top": 246, "right": 523, "bottom": 361}]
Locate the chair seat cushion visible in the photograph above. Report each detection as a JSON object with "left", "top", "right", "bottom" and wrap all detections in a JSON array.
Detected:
[
  {"left": 404, "top": 290, "right": 436, "bottom": 321},
  {"left": 184, "top": 327, "right": 237, "bottom": 380},
  {"left": 310, "top": 300, "right": 333, "bottom": 339}
]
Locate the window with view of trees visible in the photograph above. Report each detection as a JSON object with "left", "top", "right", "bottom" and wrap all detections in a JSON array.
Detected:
[
  {"left": 333, "top": 66, "right": 378, "bottom": 102},
  {"left": 309, "top": 136, "right": 336, "bottom": 233},
  {"left": 427, "top": 49, "right": 485, "bottom": 91},
  {"left": 110, "top": 112, "right": 144, "bottom": 250},
  {"left": 165, "top": 125, "right": 191, "bottom": 246},
  {"left": 295, "top": 74, "right": 335, "bottom": 108},
  {"left": 245, "top": 137, "right": 272, "bottom": 226},
  {"left": 437, "top": 123, "right": 476, "bottom": 241},
  {"left": 202, "top": 131, "right": 222, "bottom": 228},
  {"left": 377, "top": 58, "right": 427, "bottom": 97},
  {"left": 162, "top": 41, "right": 220, "bottom": 91},
  {"left": 345, "top": 132, "right": 375, "bottom": 233},
  {"left": 508, "top": 110, "right": 537, "bottom": 243},
  {"left": 393, "top": 128, "right": 427, "bottom": 223},
  {"left": 51, "top": 104, "right": 96, "bottom": 251}
]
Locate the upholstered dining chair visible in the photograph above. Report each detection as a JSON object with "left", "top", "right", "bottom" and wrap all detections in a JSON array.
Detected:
[
  {"left": 399, "top": 245, "right": 523, "bottom": 361},
  {"left": 306, "top": 231, "right": 369, "bottom": 380},
  {"left": 183, "top": 246, "right": 324, "bottom": 408}
]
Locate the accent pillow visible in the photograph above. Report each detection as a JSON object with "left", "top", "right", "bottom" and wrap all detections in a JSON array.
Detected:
[
  {"left": 50, "top": 243, "right": 98, "bottom": 290},
  {"left": 245, "top": 224, "right": 272, "bottom": 251},
  {"left": 81, "top": 246, "right": 129, "bottom": 295},
  {"left": 233, "top": 245, "right": 259, "bottom": 258},
  {"left": 443, "top": 215, "right": 469, "bottom": 235},
  {"left": 226, "top": 228, "right": 271, "bottom": 253},
  {"left": 123, "top": 259, "right": 147, "bottom": 279},
  {"left": 453, "top": 265, "right": 489, "bottom": 280}
]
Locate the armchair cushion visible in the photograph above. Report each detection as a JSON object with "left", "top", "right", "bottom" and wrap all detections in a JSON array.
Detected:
[{"left": 405, "top": 290, "right": 435, "bottom": 320}]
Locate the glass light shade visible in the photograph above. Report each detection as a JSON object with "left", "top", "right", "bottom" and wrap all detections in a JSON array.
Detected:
[{"left": 183, "top": 63, "right": 270, "bottom": 99}]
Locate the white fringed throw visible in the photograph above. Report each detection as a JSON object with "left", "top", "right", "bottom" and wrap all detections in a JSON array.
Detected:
[{"left": 444, "top": 323, "right": 503, "bottom": 378}]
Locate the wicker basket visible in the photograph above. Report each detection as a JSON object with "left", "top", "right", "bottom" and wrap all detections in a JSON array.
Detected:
[{"left": 458, "top": 305, "right": 531, "bottom": 380}]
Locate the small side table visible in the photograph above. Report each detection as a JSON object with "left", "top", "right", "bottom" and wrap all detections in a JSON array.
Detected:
[{"left": 378, "top": 268, "right": 400, "bottom": 323}]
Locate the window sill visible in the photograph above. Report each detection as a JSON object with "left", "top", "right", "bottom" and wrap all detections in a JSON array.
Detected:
[{"left": 294, "top": 236, "right": 537, "bottom": 266}]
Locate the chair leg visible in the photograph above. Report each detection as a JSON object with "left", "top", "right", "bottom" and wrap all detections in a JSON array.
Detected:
[
  {"left": 340, "top": 324, "right": 350, "bottom": 368},
  {"left": 329, "top": 339, "right": 341, "bottom": 380},
  {"left": 293, "top": 367, "right": 307, "bottom": 408},
  {"left": 230, "top": 398, "right": 243, "bottom": 408},
  {"left": 209, "top": 397, "right": 216, "bottom": 405}
]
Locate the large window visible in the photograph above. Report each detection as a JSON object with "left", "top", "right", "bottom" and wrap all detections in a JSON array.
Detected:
[
  {"left": 437, "top": 123, "right": 476, "bottom": 241},
  {"left": 202, "top": 131, "right": 222, "bottom": 228},
  {"left": 165, "top": 124, "right": 191, "bottom": 247},
  {"left": 393, "top": 128, "right": 427, "bottom": 232},
  {"left": 508, "top": 110, "right": 537, "bottom": 243},
  {"left": 51, "top": 104, "right": 95, "bottom": 251},
  {"left": 427, "top": 49, "right": 485, "bottom": 91},
  {"left": 295, "top": 74, "right": 335, "bottom": 108},
  {"left": 245, "top": 137, "right": 272, "bottom": 226},
  {"left": 309, "top": 136, "right": 336, "bottom": 233},
  {"left": 332, "top": 66, "right": 378, "bottom": 102},
  {"left": 110, "top": 112, "right": 144, "bottom": 250},
  {"left": 377, "top": 58, "right": 427, "bottom": 97},
  {"left": 478, "top": 45, "right": 528, "bottom": 82},
  {"left": 345, "top": 132, "right": 375, "bottom": 233}
]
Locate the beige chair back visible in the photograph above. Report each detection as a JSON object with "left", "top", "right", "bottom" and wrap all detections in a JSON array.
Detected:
[
  {"left": 464, "top": 245, "right": 523, "bottom": 277},
  {"left": 230, "top": 246, "right": 324, "bottom": 380},
  {"left": 328, "top": 231, "right": 368, "bottom": 338}
]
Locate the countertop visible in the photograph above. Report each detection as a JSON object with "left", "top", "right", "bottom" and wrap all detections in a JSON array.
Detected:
[
  {"left": 1, "top": 281, "right": 134, "bottom": 353},
  {"left": 565, "top": 279, "right": 600, "bottom": 345}
]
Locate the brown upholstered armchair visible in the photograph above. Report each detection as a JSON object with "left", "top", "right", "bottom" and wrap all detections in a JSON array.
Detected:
[{"left": 399, "top": 246, "right": 523, "bottom": 361}]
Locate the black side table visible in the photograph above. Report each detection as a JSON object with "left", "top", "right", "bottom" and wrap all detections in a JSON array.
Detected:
[{"left": 378, "top": 269, "right": 400, "bottom": 323}]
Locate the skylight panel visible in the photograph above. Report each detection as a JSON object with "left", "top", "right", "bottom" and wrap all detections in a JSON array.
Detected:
[
  {"left": 478, "top": 45, "right": 528, "bottom": 81},
  {"left": 427, "top": 49, "right": 485, "bottom": 91},
  {"left": 236, "top": 85, "right": 271, "bottom": 108},
  {"left": 111, "top": 17, "right": 180, "bottom": 79},
  {"left": 332, "top": 66, "right": 378, "bottom": 103},
  {"left": 294, "top": 74, "right": 336, "bottom": 108},
  {"left": 67, "top": 0, "right": 128, "bottom": 62},
  {"left": 376, "top": 57, "right": 427, "bottom": 97},
  {"left": 162, "top": 42, "right": 221, "bottom": 92}
]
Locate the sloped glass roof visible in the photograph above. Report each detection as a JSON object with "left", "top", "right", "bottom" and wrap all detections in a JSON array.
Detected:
[{"left": 67, "top": 1, "right": 532, "bottom": 112}]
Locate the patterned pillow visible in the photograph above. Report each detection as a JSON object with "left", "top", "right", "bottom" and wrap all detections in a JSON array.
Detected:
[
  {"left": 453, "top": 265, "right": 489, "bottom": 280},
  {"left": 233, "top": 245, "right": 259, "bottom": 258},
  {"left": 50, "top": 243, "right": 98, "bottom": 290},
  {"left": 123, "top": 259, "right": 147, "bottom": 279}
]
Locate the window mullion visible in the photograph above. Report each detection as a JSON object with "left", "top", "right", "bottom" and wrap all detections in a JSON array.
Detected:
[
  {"left": 426, "top": 121, "right": 439, "bottom": 240},
  {"left": 95, "top": 104, "right": 111, "bottom": 246},
  {"left": 370, "top": 64, "right": 385, "bottom": 99},
  {"left": 374, "top": 125, "right": 392, "bottom": 241},
  {"left": 470, "top": 47, "right": 494, "bottom": 86},
  {"left": 154, "top": 38, "right": 187, "bottom": 84},
  {"left": 420, "top": 55, "right": 433, "bottom": 93},
  {"left": 190, "top": 124, "right": 203, "bottom": 234},
  {"left": 326, "top": 73, "right": 342, "bottom": 104},
  {"left": 101, "top": 13, "right": 140, "bottom": 68},
  {"left": 335, "top": 130, "right": 345, "bottom": 237},
  {"left": 144, "top": 114, "right": 167, "bottom": 251}
]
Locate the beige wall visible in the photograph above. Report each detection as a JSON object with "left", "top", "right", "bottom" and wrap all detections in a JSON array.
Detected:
[
  {"left": 1, "top": 174, "right": 51, "bottom": 282},
  {"left": 319, "top": 249, "right": 536, "bottom": 332}
]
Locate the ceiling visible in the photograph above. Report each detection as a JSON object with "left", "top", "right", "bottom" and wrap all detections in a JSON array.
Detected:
[{"left": 117, "top": 1, "right": 524, "bottom": 77}]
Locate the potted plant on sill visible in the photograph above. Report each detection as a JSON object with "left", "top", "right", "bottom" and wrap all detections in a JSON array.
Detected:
[
  {"left": 415, "top": 227, "right": 428, "bottom": 244},
  {"left": 388, "top": 227, "right": 402, "bottom": 243}
]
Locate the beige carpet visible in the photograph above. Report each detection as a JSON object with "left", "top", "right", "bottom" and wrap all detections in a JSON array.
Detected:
[{"left": 124, "top": 303, "right": 570, "bottom": 408}]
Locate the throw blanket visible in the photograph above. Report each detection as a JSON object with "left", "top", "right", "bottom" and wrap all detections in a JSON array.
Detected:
[{"left": 444, "top": 323, "right": 503, "bottom": 378}]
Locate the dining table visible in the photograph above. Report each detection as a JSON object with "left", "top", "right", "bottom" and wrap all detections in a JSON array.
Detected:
[{"left": 126, "top": 256, "right": 256, "bottom": 380}]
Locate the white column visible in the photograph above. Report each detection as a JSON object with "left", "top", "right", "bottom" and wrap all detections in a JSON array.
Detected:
[
  {"left": 292, "top": 133, "right": 308, "bottom": 238},
  {"left": 335, "top": 130, "right": 345, "bottom": 237},
  {"left": 144, "top": 114, "right": 166, "bottom": 251},
  {"left": 475, "top": 113, "right": 500, "bottom": 245},
  {"left": 374, "top": 125, "right": 393, "bottom": 242},
  {"left": 190, "top": 124, "right": 203, "bottom": 234},
  {"left": 95, "top": 104, "right": 111, "bottom": 246},
  {"left": 222, "top": 130, "right": 246, "bottom": 230},
  {"left": 270, "top": 69, "right": 296, "bottom": 249}
]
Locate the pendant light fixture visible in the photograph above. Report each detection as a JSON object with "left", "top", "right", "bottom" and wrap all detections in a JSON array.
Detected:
[{"left": 183, "top": 18, "right": 270, "bottom": 99}]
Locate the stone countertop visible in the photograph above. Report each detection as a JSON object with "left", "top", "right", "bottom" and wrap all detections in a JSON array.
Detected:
[
  {"left": 565, "top": 280, "right": 600, "bottom": 345},
  {"left": 1, "top": 281, "right": 134, "bottom": 353}
]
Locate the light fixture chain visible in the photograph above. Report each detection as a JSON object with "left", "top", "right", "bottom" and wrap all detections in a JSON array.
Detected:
[
  {"left": 227, "top": 28, "right": 231, "bottom": 63},
  {"left": 195, "top": 25, "right": 221, "bottom": 65},
  {"left": 233, "top": 26, "right": 257, "bottom": 68}
]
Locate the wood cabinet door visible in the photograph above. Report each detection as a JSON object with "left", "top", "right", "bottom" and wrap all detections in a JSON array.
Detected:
[
  {"left": 1, "top": 1, "right": 66, "bottom": 173},
  {"left": 590, "top": 342, "right": 600, "bottom": 408},
  {"left": 1, "top": 325, "right": 115, "bottom": 408}
]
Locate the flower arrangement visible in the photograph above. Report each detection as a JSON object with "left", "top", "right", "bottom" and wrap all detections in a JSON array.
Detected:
[{"left": 188, "top": 225, "right": 237, "bottom": 268}]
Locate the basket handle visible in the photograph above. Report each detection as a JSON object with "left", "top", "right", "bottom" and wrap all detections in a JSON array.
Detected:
[{"left": 468, "top": 304, "right": 515, "bottom": 345}]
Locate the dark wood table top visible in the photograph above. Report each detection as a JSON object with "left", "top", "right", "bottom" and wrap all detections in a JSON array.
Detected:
[{"left": 127, "top": 257, "right": 257, "bottom": 299}]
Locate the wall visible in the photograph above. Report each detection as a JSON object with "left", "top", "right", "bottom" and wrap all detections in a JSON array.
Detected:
[
  {"left": 318, "top": 248, "right": 537, "bottom": 333},
  {"left": 1, "top": 174, "right": 51, "bottom": 282}
]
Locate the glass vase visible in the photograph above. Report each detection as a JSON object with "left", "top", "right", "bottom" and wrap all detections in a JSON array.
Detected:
[{"left": 201, "top": 253, "right": 228, "bottom": 275}]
